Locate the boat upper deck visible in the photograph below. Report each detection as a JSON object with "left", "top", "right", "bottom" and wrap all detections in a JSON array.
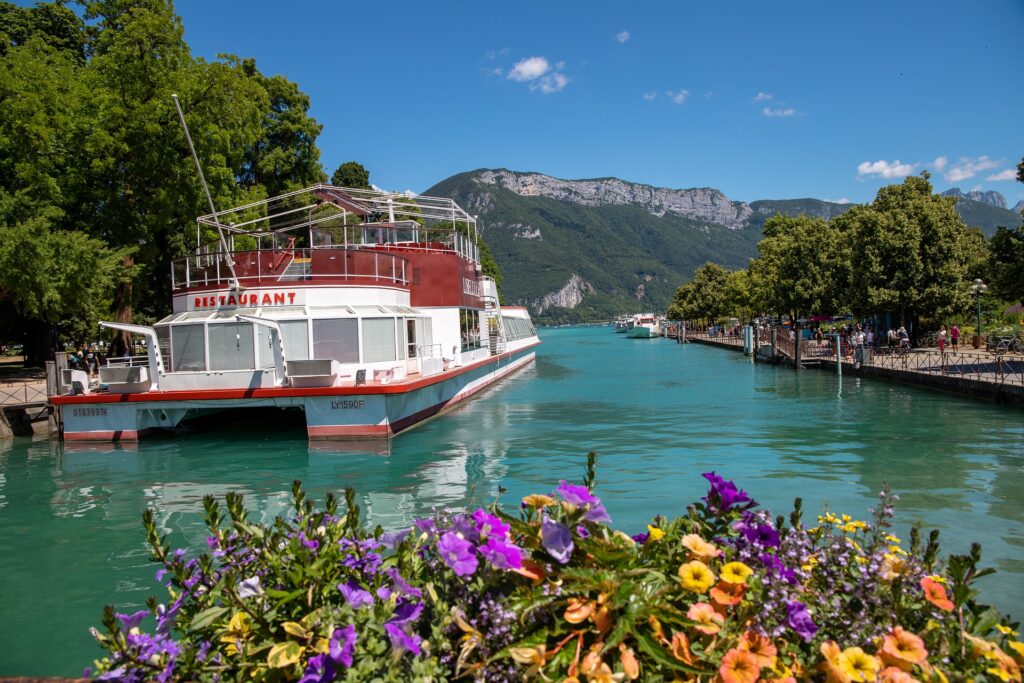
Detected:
[{"left": 173, "top": 184, "right": 482, "bottom": 293}]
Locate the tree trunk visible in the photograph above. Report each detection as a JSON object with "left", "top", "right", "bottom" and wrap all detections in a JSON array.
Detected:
[
  {"left": 24, "top": 318, "right": 54, "bottom": 368},
  {"left": 107, "top": 254, "right": 134, "bottom": 359}
]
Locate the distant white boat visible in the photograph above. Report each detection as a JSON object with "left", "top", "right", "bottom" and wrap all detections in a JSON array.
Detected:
[{"left": 626, "top": 314, "right": 661, "bottom": 338}]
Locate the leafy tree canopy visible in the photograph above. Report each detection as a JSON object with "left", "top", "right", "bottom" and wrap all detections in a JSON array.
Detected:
[{"left": 331, "top": 161, "right": 371, "bottom": 189}]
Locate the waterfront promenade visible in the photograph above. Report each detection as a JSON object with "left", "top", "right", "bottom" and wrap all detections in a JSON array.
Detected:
[{"left": 686, "top": 330, "right": 1024, "bottom": 405}]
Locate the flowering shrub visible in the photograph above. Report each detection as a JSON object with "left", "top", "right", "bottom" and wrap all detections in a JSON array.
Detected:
[{"left": 89, "top": 454, "right": 1023, "bottom": 682}]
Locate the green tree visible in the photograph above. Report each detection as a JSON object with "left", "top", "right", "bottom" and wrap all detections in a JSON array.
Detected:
[
  {"left": 331, "top": 161, "right": 371, "bottom": 189},
  {"left": 239, "top": 59, "right": 325, "bottom": 198},
  {"left": 989, "top": 226, "right": 1024, "bottom": 303},
  {"left": 667, "top": 262, "right": 729, "bottom": 324},
  {"left": 748, "top": 214, "right": 849, "bottom": 321},
  {"left": 836, "top": 173, "right": 972, "bottom": 324}
]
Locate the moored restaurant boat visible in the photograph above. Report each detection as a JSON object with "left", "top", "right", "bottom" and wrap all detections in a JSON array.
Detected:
[
  {"left": 626, "top": 314, "right": 661, "bottom": 338},
  {"left": 52, "top": 185, "right": 540, "bottom": 441},
  {"left": 613, "top": 316, "right": 630, "bottom": 333}
]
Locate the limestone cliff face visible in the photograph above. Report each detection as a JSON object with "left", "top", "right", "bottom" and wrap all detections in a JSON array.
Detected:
[
  {"left": 536, "top": 273, "right": 594, "bottom": 313},
  {"left": 475, "top": 169, "right": 752, "bottom": 230},
  {"left": 941, "top": 187, "right": 1008, "bottom": 209}
]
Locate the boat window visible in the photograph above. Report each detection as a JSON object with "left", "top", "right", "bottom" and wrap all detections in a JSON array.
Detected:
[
  {"left": 261, "top": 305, "right": 307, "bottom": 318},
  {"left": 406, "top": 319, "right": 417, "bottom": 359},
  {"left": 363, "top": 317, "right": 397, "bottom": 363},
  {"left": 156, "top": 325, "right": 172, "bottom": 370},
  {"left": 280, "top": 320, "right": 309, "bottom": 361},
  {"left": 171, "top": 324, "right": 206, "bottom": 372},
  {"left": 181, "top": 311, "right": 214, "bottom": 320},
  {"left": 215, "top": 307, "right": 257, "bottom": 319},
  {"left": 256, "top": 325, "right": 275, "bottom": 369},
  {"left": 312, "top": 319, "right": 358, "bottom": 363},
  {"left": 209, "top": 322, "right": 255, "bottom": 371},
  {"left": 460, "top": 309, "right": 481, "bottom": 352}
]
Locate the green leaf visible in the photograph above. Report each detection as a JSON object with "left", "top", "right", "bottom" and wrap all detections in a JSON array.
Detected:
[
  {"left": 971, "top": 606, "right": 1001, "bottom": 636},
  {"left": 634, "top": 631, "right": 707, "bottom": 675},
  {"left": 267, "top": 640, "right": 304, "bottom": 668},
  {"left": 282, "top": 621, "right": 309, "bottom": 639},
  {"left": 188, "top": 606, "right": 228, "bottom": 632}
]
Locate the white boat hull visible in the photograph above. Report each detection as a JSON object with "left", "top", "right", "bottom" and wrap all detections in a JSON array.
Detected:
[{"left": 60, "top": 344, "right": 537, "bottom": 442}]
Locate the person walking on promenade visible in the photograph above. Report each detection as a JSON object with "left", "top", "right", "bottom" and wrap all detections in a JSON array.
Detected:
[
  {"left": 950, "top": 324, "right": 960, "bottom": 354},
  {"left": 938, "top": 325, "right": 947, "bottom": 354}
]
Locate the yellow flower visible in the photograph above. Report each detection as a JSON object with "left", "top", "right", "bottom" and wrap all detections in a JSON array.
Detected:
[
  {"left": 880, "top": 554, "right": 907, "bottom": 583},
  {"left": 818, "top": 513, "right": 839, "bottom": 524},
  {"left": 995, "top": 624, "right": 1019, "bottom": 637},
  {"left": 719, "top": 561, "right": 754, "bottom": 585},
  {"left": 1006, "top": 640, "right": 1024, "bottom": 659},
  {"left": 926, "top": 574, "right": 947, "bottom": 584},
  {"left": 509, "top": 645, "right": 547, "bottom": 679},
  {"left": 841, "top": 514, "right": 852, "bottom": 522},
  {"left": 678, "top": 560, "right": 716, "bottom": 593},
  {"left": 681, "top": 534, "right": 721, "bottom": 561},
  {"left": 884, "top": 534, "right": 901, "bottom": 544},
  {"left": 522, "top": 494, "right": 555, "bottom": 508},
  {"left": 839, "top": 647, "right": 881, "bottom": 682},
  {"left": 647, "top": 525, "right": 665, "bottom": 542},
  {"left": 986, "top": 666, "right": 1012, "bottom": 682},
  {"left": 888, "top": 545, "right": 908, "bottom": 556}
]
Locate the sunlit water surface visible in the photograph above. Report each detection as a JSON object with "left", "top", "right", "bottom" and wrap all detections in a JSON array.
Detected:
[{"left": 1, "top": 325, "right": 1022, "bottom": 675}]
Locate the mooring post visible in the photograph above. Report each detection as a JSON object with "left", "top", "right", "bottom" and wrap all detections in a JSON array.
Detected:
[{"left": 834, "top": 333, "right": 842, "bottom": 378}]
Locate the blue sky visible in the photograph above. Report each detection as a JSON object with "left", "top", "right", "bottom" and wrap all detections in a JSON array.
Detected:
[{"left": 180, "top": 1, "right": 1019, "bottom": 204}]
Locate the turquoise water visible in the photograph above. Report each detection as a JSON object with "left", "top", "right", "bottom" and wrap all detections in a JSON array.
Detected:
[{"left": 1, "top": 325, "right": 1023, "bottom": 676}]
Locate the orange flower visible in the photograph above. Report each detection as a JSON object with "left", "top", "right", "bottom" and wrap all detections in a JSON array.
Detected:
[
  {"left": 619, "top": 644, "right": 640, "bottom": 680},
  {"left": 738, "top": 630, "right": 778, "bottom": 668},
  {"left": 880, "top": 627, "right": 928, "bottom": 671},
  {"left": 681, "top": 533, "right": 722, "bottom": 561},
  {"left": 878, "top": 667, "right": 918, "bottom": 683},
  {"left": 821, "top": 641, "right": 852, "bottom": 683},
  {"left": 512, "top": 558, "right": 546, "bottom": 583},
  {"left": 687, "top": 602, "right": 724, "bottom": 635},
  {"left": 670, "top": 631, "right": 695, "bottom": 666},
  {"left": 564, "top": 597, "right": 593, "bottom": 624},
  {"left": 710, "top": 580, "right": 746, "bottom": 606},
  {"left": 920, "top": 577, "right": 954, "bottom": 612},
  {"left": 719, "top": 648, "right": 762, "bottom": 683}
]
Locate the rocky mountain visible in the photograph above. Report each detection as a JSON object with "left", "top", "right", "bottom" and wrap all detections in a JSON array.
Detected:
[
  {"left": 941, "top": 187, "right": 1007, "bottom": 209},
  {"left": 1013, "top": 200, "right": 1024, "bottom": 213},
  {"left": 423, "top": 169, "right": 1021, "bottom": 323}
]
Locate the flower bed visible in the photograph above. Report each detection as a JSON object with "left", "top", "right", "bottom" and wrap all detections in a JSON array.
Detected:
[{"left": 89, "top": 454, "right": 1022, "bottom": 682}]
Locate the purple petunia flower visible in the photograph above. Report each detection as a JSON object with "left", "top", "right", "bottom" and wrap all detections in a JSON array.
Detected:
[
  {"left": 376, "top": 586, "right": 392, "bottom": 601},
  {"left": 702, "top": 471, "right": 754, "bottom": 513},
  {"left": 413, "top": 518, "right": 437, "bottom": 535},
  {"left": 557, "top": 480, "right": 599, "bottom": 507},
  {"left": 386, "top": 568, "right": 422, "bottom": 598},
  {"left": 479, "top": 537, "right": 524, "bottom": 570},
  {"left": 760, "top": 553, "right": 797, "bottom": 585},
  {"left": 451, "top": 515, "right": 480, "bottom": 543},
  {"left": 338, "top": 579, "right": 374, "bottom": 608},
  {"left": 381, "top": 528, "right": 411, "bottom": 549},
  {"left": 631, "top": 532, "right": 649, "bottom": 544},
  {"left": 786, "top": 600, "right": 818, "bottom": 642},
  {"left": 541, "top": 517, "right": 574, "bottom": 564},
  {"left": 437, "top": 531, "right": 478, "bottom": 576},
  {"left": 299, "top": 533, "right": 320, "bottom": 551},
  {"left": 384, "top": 622, "right": 422, "bottom": 656},
  {"left": 583, "top": 501, "right": 612, "bottom": 524},
  {"left": 742, "top": 523, "right": 781, "bottom": 548},
  {"left": 471, "top": 509, "right": 510, "bottom": 539},
  {"left": 328, "top": 624, "right": 357, "bottom": 668},
  {"left": 576, "top": 525, "right": 591, "bottom": 538},
  {"left": 116, "top": 610, "right": 149, "bottom": 631},
  {"left": 390, "top": 600, "right": 424, "bottom": 626},
  {"left": 298, "top": 653, "right": 334, "bottom": 683}
]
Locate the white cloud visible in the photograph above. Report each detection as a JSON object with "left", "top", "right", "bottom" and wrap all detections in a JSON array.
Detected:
[
  {"left": 704, "top": 91, "right": 714, "bottom": 99},
  {"left": 944, "top": 155, "right": 1000, "bottom": 182},
  {"left": 642, "top": 91, "right": 658, "bottom": 101},
  {"left": 534, "top": 72, "right": 569, "bottom": 94},
  {"left": 508, "top": 56, "right": 549, "bottom": 82},
  {"left": 485, "top": 48, "right": 509, "bottom": 60},
  {"left": 826, "top": 198, "right": 852, "bottom": 204},
  {"left": 969, "top": 183, "right": 983, "bottom": 192},
  {"left": 933, "top": 156, "right": 948, "bottom": 171},
  {"left": 666, "top": 89, "right": 690, "bottom": 104},
  {"left": 615, "top": 31, "right": 630, "bottom": 43},
  {"left": 488, "top": 67, "right": 504, "bottom": 77},
  {"left": 857, "top": 160, "right": 917, "bottom": 179},
  {"left": 986, "top": 168, "right": 1017, "bottom": 181},
  {"left": 762, "top": 106, "right": 797, "bottom": 117},
  {"left": 753, "top": 92, "right": 773, "bottom": 102}
]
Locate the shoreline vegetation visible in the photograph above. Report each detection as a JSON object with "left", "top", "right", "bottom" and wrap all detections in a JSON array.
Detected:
[
  {"left": 87, "top": 455, "right": 1022, "bottom": 682},
  {"left": 668, "top": 172, "right": 1024, "bottom": 344}
]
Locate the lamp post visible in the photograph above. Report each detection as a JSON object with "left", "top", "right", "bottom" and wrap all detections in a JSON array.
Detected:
[{"left": 969, "top": 278, "right": 988, "bottom": 349}]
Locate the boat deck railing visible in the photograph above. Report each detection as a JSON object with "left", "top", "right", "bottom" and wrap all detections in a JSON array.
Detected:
[{"left": 172, "top": 247, "right": 410, "bottom": 291}]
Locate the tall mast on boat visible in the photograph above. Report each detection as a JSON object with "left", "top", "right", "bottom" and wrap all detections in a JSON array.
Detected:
[{"left": 171, "top": 93, "right": 239, "bottom": 289}]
